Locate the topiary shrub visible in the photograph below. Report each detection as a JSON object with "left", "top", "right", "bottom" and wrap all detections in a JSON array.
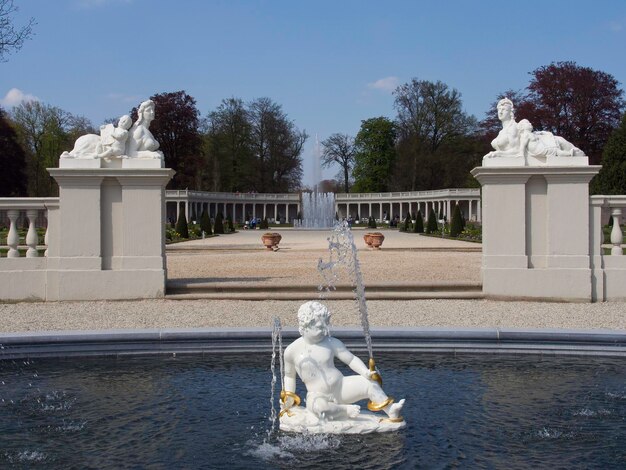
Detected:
[
  {"left": 413, "top": 210, "right": 424, "bottom": 233},
  {"left": 426, "top": 208, "right": 438, "bottom": 234},
  {"left": 450, "top": 204, "right": 464, "bottom": 238},
  {"left": 402, "top": 213, "right": 412, "bottom": 232},
  {"left": 368, "top": 216, "right": 377, "bottom": 229},
  {"left": 175, "top": 211, "right": 189, "bottom": 239},
  {"left": 227, "top": 215, "right": 235, "bottom": 233},
  {"left": 214, "top": 212, "right": 225, "bottom": 234},
  {"left": 260, "top": 217, "right": 269, "bottom": 230},
  {"left": 200, "top": 209, "right": 212, "bottom": 236}
]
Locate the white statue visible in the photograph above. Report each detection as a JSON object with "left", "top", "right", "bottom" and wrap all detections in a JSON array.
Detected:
[
  {"left": 485, "top": 97, "right": 520, "bottom": 159},
  {"left": 60, "top": 99, "right": 163, "bottom": 167},
  {"left": 483, "top": 98, "right": 588, "bottom": 167},
  {"left": 98, "top": 115, "right": 132, "bottom": 158},
  {"left": 280, "top": 301, "right": 405, "bottom": 434},
  {"left": 126, "top": 99, "right": 163, "bottom": 160},
  {"left": 518, "top": 119, "right": 584, "bottom": 160}
]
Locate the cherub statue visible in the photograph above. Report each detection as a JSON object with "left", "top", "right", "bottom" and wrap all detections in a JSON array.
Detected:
[
  {"left": 518, "top": 119, "right": 585, "bottom": 162},
  {"left": 98, "top": 115, "right": 132, "bottom": 159},
  {"left": 280, "top": 301, "right": 405, "bottom": 433}
]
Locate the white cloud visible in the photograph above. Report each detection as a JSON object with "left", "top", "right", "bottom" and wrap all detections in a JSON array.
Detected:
[
  {"left": 367, "top": 76, "right": 400, "bottom": 93},
  {"left": 0, "top": 88, "right": 39, "bottom": 108}
]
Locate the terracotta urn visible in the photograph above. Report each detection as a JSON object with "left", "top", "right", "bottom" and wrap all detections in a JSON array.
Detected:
[
  {"left": 363, "top": 233, "right": 373, "bottom": 247},
  {"left": 368, "top": 232, "right": 385, "bottom": 250},
  {"left": 261, "top": 232, "right": 282, "bottom": 250}
]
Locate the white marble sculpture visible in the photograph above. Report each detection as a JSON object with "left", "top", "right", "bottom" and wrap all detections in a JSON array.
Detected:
[
  {"left": 279, "top": 301, "right": 405, "bottom": 434},
  {"left": 60, "top": 99, "right": 163, "bottom": 169},
  {"left": 483, "top": 98, "right": 588, "bottom": 167}
]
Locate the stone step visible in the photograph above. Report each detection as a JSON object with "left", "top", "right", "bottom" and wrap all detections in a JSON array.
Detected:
[{"left": 165, "top": 280, "right": 483, "bottom": 300}]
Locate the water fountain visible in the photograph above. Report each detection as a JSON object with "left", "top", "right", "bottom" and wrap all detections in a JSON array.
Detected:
[
  {"left": 295, "top": 135, "right": 337, "bottom": 229},
  {"left": 277, "top": 221, "right": 405, "bottom": 433},
  {"left": 296, "top": 191, "right": 336, "bottom": 229}
]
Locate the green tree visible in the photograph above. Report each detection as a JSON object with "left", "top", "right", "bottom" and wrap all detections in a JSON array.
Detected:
[
  {"left": 12, "top": 101, "right": 88, "bottom": 196},
  {"left": 175, "top": 211, "right": 189, "bottom": 239},
  {"left": 413, "top": 209, "right": 424, "bottom": 233},
  {"left": 592, "top": 113, "right": 626, "bottom": 194},
  {"left": 227, "top": 215, "right": 235, "bottom": 233},
  {"left": 205, "top": 97, "right": 254, "bottom": 192},
  {"left": 352, "top": 117, "right": 397, "bottom": 192},
  {"left": 200, "top": 208, "right": 212, "bottom": 236},
  {"left": 0, "top": 107, "right": 27, "bottom": 195},
  {"left": 450, "top": 204, "right": 464, "bottom": 237}
]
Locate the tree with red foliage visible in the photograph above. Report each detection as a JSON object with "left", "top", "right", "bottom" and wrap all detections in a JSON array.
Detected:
[
  {"left": 131, "top": 91, "right": 203, "bottom": 189},
  {"left": 481, "top": 62, "right": 625, "bottom": 165},
  {"left": 526, "top": 62, "right": 624, "bottom": 164}
]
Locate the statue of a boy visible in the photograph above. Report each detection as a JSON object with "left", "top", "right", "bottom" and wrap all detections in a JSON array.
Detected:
[{"left": 281, "top": 301, "right": 404, "bottom": 431}]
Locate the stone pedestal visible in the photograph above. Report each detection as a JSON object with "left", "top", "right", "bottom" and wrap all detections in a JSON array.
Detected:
[
  {"left": 46, "top": 168, "right": 174, "bottom": 300},
  {"left": 471, "top": 166, "right": 600, "bottom": 301}
]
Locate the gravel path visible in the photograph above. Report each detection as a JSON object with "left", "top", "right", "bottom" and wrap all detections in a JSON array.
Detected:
[
  {"left": 0, "top": 299, "right": 624, "bottom": 333},
  {"left": 1, "top": 229, "right": 624, "bottom": 333}
]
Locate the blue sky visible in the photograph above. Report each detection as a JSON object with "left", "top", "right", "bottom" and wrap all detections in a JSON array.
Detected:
[{"left": 2, "top": 0, "right": 625, "bottom": 186}]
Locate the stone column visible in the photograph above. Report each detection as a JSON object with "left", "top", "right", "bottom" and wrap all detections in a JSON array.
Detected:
[{"left": 471, "top": 165, "right": 600, "bottom": 301}]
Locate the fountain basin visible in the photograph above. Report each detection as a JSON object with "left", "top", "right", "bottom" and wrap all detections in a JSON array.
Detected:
[{"left": 1, "top": 336, "right": 625, "bottom": 469}]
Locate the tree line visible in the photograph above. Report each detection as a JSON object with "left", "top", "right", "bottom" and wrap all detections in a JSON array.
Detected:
[
  {"left": 322, "top": 61, "right": 626, "bottom": 195},
  {"left": 0, "top": 92, "right": 308, "bottom": 196},
  {"left": 1, "top": 61, "right": 625, "bottom": 198}
]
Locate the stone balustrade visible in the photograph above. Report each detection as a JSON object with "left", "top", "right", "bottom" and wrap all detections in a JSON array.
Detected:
[
  {"left": 590, "top": 195, "right": 626, "bottom": 301},
  {"left": 0, "top": 198, "right": 58, "bottom": 258}
]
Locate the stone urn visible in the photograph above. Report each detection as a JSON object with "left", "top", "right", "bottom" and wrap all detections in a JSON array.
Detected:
[
  {"left": 368, "top": 232, "right": 385, "bottom": 250},
  {"left": 261, "top": 232, "right": 282, "bottom": 250}
]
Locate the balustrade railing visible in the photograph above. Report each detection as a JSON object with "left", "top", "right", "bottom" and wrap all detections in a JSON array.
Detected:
[
  {"left": 0, "top": 198, "right": 58, "bottom": 258},
  {"left": 591, "top": 195, "right": 626, "bottom": 256},
  {"left": 336, "top": 188, "right": 481, "bottom": 200}
]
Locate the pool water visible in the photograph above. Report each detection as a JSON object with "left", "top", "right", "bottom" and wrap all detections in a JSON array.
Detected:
[{"left": 0, "top": 353, "right": 625, "bottom": 469}]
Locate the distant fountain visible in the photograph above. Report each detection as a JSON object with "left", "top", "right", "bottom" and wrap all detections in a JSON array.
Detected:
[
  {"left": 294, "top": 135, "right": 336, "bottom": 229},
  {"left": 296, "top": 192, "right": 336, "bottom": 229}
]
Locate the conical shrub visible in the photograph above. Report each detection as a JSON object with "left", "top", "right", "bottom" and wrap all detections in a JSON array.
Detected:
[
  {"left": 175, "top": 211, "right": 189, "bottom": 239},
  {"left": 200, "top": 209, "right": 212, "bottom": 236},
  {"left": 450, "top": 204, "right": 464, "bottom": 238},
  {"left": 214, "top": 212, "right": 225, "bottom": 234},
  {"left": 413, "top": 210, "right": 424, "bottom": 233}
]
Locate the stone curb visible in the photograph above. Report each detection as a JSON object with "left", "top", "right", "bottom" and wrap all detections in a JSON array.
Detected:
[{"left": 1, "top": 327, "right": 625, "bottom": 360}]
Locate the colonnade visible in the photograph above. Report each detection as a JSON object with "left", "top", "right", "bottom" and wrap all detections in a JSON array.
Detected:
[
  {"left": 335, "top": 189, "right": 482, "bottom": 223},
  {"left": 164, "top": 188, "right": 482, "bottom": 224},
  {"left": 165, "top": 190, "right": 300, "bottom": 224}
]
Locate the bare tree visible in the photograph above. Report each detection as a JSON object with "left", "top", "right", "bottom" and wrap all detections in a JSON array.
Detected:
[
  {"left": 0, "top": 0, "right": 35, "bottom": 62},
  {"left": 321, "top": 133, "right": 355, "bottom": 192}
]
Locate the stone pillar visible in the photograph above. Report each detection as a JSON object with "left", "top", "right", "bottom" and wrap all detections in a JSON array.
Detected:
[
  {"left": 471, "top": 166, "right": 600, "bottom": 301},
  {"left": 46, "top": 168, "right": 174, "bottom": 300}
]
